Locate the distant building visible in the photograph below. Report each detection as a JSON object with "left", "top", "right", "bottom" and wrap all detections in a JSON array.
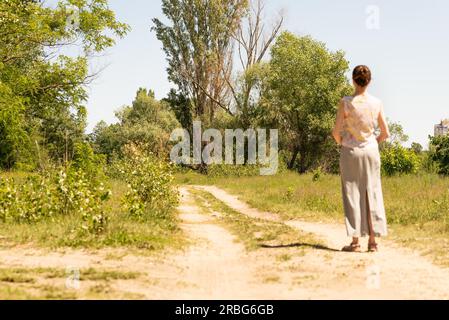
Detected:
[{"left": 434, "top": 119, "right": 449, "bottom": 137}]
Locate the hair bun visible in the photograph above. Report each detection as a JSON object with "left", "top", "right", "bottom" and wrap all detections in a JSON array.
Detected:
[{"left": 353, "top": 65, "right": 371, "bottom": 87}]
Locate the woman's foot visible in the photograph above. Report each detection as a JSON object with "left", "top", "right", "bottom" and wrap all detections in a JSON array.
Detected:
[
  {"left": 342, "top": 242, "right": 362, "bottom": 252},
  {"left": 368, "top": 242, "right": 378, "bottom": 252}
]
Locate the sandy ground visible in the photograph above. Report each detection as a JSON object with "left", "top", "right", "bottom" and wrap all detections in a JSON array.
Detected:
[
  {"left": 195, "top": 185, "right": 449, "bottom": 300},
  {"left": 1, "top": 185, "right": 449, "bottom": 299}
]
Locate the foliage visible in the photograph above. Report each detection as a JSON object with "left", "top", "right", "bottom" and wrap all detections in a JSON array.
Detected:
[
  {"left": 0, "top": 168, "right": 111, "bottom": 234},
  {"left": 411, "top": 142, "right": 423, "bottom": 154},
  {"left": 420, "top": 151, "right": 439, "bottom": 174},
  {"left": 429, "top": 135, "right": 449, "bottom": 175},
  {"left": 72, "top": 141, "right": 106, "bottom": 181},
  {"left": 152, "top": 0, "right": 248, "bottom": 125},
  {"left": 0, "top": 0, "right": 129, "bottom": 169},
  {"left": 387, "top": 120, "right": 409, "bottom": 146},
  {"left": 312, "top": 167, "right": 324, "bottom": 182},
  {"left": 163, "top": 89, "right": 193, "bottom": 132},
  {"left": 92, "top": 88, "right": 180, "bottom": 161},
  {"left": 381, "top": 144, "right": 421, "bottom": 176},
  {"left": 257, "top": 32, "right": 352, "bottom": 173},
  {"left": 0, "top": 84, "right": 28, "bottom": 169},
  {"left": 117, "top": 145, "right": 179, "bottom": 220},
  {"left": 379, "top": 120, "right": 409, "bottom": 150}
]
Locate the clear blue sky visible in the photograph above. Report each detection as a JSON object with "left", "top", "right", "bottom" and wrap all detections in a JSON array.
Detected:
[{"left": 86, "top": 0, "right": 449, "bottom": 147}]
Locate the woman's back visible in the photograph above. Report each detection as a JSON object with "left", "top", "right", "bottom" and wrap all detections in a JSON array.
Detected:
[
  {"left": 341, "top": 94, "right": 382, "bottom": 148},
  {"left": 332, "top": 65, "right": 390, "bottom": 252}
]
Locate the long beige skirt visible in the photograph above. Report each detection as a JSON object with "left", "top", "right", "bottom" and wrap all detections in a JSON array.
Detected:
[{"left": 340, "top": 144, "right": 388, "bottom": 237}]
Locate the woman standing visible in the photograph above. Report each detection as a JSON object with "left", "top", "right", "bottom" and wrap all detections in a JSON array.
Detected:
[{"left": 332, "top": 65, "right": 390, "bottom": 253}]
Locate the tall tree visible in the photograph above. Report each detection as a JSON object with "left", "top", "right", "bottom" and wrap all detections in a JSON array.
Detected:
[
  {"left": 152, "top": 0, "right": 248, "bottom": 126},
  {"left": 229, "top": 0, "right": 283, "bottom": 128},
  {"left": 261, "top": 32, "right": 352, "bottom": 173}
]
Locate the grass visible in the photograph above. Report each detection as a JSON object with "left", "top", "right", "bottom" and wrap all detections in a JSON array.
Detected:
[
  {"left": 189, "top": 188, "right": 323, "bottom": 251},
  {"left": 178, "top": 171, "right": 449, "bottom": 226},
  {"left": 0, "top": 267, "right": 140, "bottom": 283},
  {"left": 0, "top": 267, "right": 144, "bottom": 300},
  {"left": 177, "top": 171, "right": 449, "bottom": 266},
  {"left": 80, "top": 268, "right": 140, "bottom": 281},
  {"left": 0, "top": 173, "right": 185, "bottom": 251}
]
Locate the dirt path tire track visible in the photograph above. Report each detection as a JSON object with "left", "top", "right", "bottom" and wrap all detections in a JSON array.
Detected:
[
  {"left": 0, "top": 187, "right": 314, "bottom": 299},
  {"left": 194, "top": 185, "right": 449, "bottom": 300},
  {"left": 171, "top": 187, "right": 313, "bottom": 299},
  {"left": 2, "top": 185, "right": 449, "bottom": 299}
]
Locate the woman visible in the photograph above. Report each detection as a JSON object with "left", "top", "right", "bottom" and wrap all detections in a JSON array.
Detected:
[{"left": 332, "top": 65, "right": 390, "bottom": 253}]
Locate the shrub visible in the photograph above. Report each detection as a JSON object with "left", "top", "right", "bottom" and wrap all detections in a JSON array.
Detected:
[
  {"left": 429, "top": 135, "right": 449, "bottom": 175},
  {"left": 72, "top": 142, "right": 106, "bottom": 181},
  {"left": 312, "top": 167, "right": 324, "bottom": 182},
  {"left": 58, "top": 169, "right": 111, "bottom": 234},
  {"left": 119, "top": 145, "right": 179, "bottom": 220},
  {"left": 419, "top": 151, "right": 439, "bottom": 174},
  {"left": 0, "top": 167, "right": 111, "bottom": 234},
  {"left": 381, "top": 144, "right": 421, "bottom": 176}
]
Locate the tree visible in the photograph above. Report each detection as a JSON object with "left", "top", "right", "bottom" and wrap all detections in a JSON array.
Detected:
[
  {"left": 163, "top": 89, "right": 193, "bottom": 132},
  {"left": 429, "top": 135, "right": 449, "bottom": 175},
  {"left": 0, "top": 84, "right": 27, "bottom": 169},
  {"left": 381, "top": 145, "right": 420, "bottom": 176},
  {"left": 377, "top": 120, "right": 409, "bottom": 153},
  {"left": 152, "top": 0, "right": 248, "bottom": 126},
  {"left": 260, "top": 32, "right": 352, "bottom": 173},
  {"left": 0, "top": 0, "right": 129, "bottom": 169},
  {"left": 92, "top": 89, "right": 180, "bottom": 160},
  {"left": 384, "top": 120, "right": 409, "bottom": 147},
  {"left": 228, "top": 0, "right": 283, "bottom": 128},
  {"left": 411, "top": 142, "right": 423, "bottom": 154}
]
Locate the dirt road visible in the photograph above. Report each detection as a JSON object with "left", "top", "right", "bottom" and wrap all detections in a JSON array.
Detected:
[
  {"left": 1, "top": 185, "right": 449, "bottom": 299},
  {"left": 193, "top": 185, "right": 449, "bottom": 299}
]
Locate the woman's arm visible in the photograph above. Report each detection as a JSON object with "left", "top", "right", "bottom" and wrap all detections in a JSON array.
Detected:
[
  {"left": 377, "top": 103, "right": 390, "bottom": 143},
  {"left": 332, "top": 99, "right": 345, "bottom": 145}
]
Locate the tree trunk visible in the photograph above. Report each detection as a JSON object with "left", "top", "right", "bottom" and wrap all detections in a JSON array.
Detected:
[
  {"left": 299, "top": 150, "right": 307, "bottom": 174},
  {"left": 288, "top": 147, "right": 299, "bottom": 169}
]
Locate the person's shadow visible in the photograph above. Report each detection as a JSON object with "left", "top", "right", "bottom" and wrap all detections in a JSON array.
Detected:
[{"left": 260, "top": 243, "right": 340, "bottom": 252}]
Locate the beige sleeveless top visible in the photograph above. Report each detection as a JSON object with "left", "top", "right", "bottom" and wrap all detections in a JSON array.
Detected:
[{"left": 341, "top": 94, "right": 382, "bottom": 148}]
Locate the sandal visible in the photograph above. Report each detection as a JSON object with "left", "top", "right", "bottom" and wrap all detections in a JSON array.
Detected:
[
  {"left": 368, "top": 242, "right": 378, "bottom": 252},
  {"left": 342, "top": 243, "right": 361, "bottom": 253}
]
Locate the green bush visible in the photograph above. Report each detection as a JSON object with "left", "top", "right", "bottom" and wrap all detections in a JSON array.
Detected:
[
  {"left": 429, "top": 135, "right": 449, "bottom": 175},
  {"left": 419, "top": 151, "right": 439, "bottom": 174},
  {"left": 0, "top": 168, "right": 111, "bottom": 234},
  {"left": 118, "top": 145, "right": 179, "bottom": 220},
  {"left": 72, "top": 142, "right": 106, "bottom": 181},
  {"left": 311, "top": 167, "right": 324, "bottom": 182},
  {"left": 381, "top": 144, "right": 421, "bottom": 176}
]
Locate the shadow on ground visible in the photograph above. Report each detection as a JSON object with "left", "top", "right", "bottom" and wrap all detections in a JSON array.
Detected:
[{"left": 260, "top": 242, "right": 341, "bottom": 252}]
